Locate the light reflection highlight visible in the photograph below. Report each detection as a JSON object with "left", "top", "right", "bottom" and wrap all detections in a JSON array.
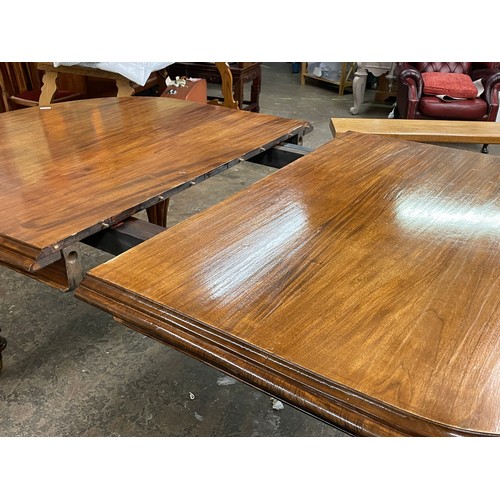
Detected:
[
  {"left": 396, "top": 194, "right": 500, "bottom": 234},
  {"left": 203, "top": 199, "right": 308, "bottom": 300}
]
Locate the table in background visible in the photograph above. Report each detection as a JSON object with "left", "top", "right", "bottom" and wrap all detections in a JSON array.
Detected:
[
  {"left": 166, "top": 62, "right": 262, "bottom": 112},
  {"left": 350, "top": 62, "right": 395, "bottom": 115},
  {"left": 76, "top": 131, "right": 500, "bottom": 436},
  {"left": 37, "top": 63, "right": 170, "bottom": 105}
]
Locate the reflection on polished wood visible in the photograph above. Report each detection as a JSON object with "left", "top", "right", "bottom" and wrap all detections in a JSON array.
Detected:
[
  {"left": 77, "top": 132, "right": 500, "bottom": 436},
  {"left": 0, "top": 97, "right": 310, "bottom": 289}
]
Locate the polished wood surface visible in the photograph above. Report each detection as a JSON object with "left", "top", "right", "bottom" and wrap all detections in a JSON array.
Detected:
[
  {"left": 0, "top": 97, "right": 310, "bottom": 279},
  {"left": 77, "top": 132, "right": 500, "bottom": 436},
  {"left": 331, "top": 117, "right": 500, "bottom": 144}
]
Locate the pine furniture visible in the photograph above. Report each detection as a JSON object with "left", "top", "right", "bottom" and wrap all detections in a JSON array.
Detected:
[{"left": 330, "top": 117, "right": 500, "bottom": 153}]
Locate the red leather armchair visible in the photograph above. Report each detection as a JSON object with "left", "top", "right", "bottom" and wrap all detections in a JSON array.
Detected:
[{"left": 395, "top": 62, "right": 500, "bottom": 122}]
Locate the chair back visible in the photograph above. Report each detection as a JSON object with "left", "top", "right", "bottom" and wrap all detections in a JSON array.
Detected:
[
  {"left": 214, "top": 62, "right": 238, "bottom": 109},
  {"left": 0, "top": 62, "right": 39, "bottom": 111},
  {"left": 411, "top": 62, "right": 473, "bottom": 75}
]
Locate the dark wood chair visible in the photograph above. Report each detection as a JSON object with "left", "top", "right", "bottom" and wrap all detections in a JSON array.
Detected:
[
  {"left": 165, "top": 62, "right": 261, "bottom": 112},
  {"left": 0, "top": 62, "right": 81, "bottom": 111},
  {"left": 160, "top": 63, "right": 238, "bottom": 110}
]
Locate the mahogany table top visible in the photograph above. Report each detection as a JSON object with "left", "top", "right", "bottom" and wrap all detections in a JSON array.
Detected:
[
  {"left": 0, "top": 97, "right": 310, "bottom": 273},
  {"left": 77, "top": 132, "right": 500, "bottom": 436}
]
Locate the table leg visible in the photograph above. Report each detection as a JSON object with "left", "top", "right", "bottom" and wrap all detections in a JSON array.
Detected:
[
  {"left": 250, "top": 69, "right": 261, "bottom": 112},
  {"left": 350, "top": 69, "right": 368, "bottom": 115},
  {"left": 234, "top": 79, "right": 244, "bottom": 111},
  {"left": 62, "top": 244, "right": 85, "bottom": 290},
  {"left": 116, "top": 79, "right": 135, "bottom": 97},
  {"left": 39, "top": 70, "right": 59, "bottom": 106},
  {"left": 482, "top": 144, "right": 489, "bottom": 154},
  {"left": 146, "top": 199, "right": 170, "bottom": 228},
  {"left": 0, "top": 330, "right": 6, "bottom": 373}
]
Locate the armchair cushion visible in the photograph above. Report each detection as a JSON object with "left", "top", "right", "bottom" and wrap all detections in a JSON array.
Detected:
[
  {"left": 422, "top": 72, "right": 478, "bottom": 99},
  {"left": 419, "top": 96, "right": 487, "bottom": 119}
]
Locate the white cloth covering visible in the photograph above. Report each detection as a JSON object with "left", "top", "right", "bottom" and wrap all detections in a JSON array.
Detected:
[{"left": 53, "top": 62, "right": 172, "bottom": 86}]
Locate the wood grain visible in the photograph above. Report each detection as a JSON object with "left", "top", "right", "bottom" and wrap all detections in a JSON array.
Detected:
[
  {"left": 0, "top": 97, "right": 310, "bottom": 273},
  {"left": 76, "top": 132, "right": 500, "bottom": 436},
  {"left": 330, "top": 117, "right": 500, "bottom": 144}
]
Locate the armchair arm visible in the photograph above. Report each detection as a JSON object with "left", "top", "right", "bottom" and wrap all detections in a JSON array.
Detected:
[
  {"left": 395, "top": 63, "right": 423, "bottom": 97},
  {"left": 481, "top": 70, "right": 500, "bottom": 121},
  {"left": 395, "top": 63, "right": 423, "bottom": 119}
]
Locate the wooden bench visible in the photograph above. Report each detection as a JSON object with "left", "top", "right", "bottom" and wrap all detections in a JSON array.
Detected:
[{"left": 330, "top": 117, "right": 500, "bottom": 153}]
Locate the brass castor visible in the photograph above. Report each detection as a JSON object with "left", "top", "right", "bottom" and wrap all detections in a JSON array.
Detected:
[{"left": 0, "top": 331, "right": 6, "bottom": 373}]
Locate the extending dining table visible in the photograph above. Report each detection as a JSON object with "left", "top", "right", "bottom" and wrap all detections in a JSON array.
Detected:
[
  {"left": 76, "top": 131, "right": 500, "bottom": 436},
  {"left": 0, "top": 97, "right": 310, "bottom": 293},
  {"left": 2, "top": 94, "right": 499, "bottom": 436},
  {"left": 0, "top": 95, "right": 311, "bottom": 372}
]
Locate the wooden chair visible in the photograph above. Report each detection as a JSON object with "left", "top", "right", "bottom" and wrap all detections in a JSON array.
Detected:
[
  {"left": 213, "top": 62, "right": 238, "bottom": 109},
  {"left": 0, "top": 62, "right": 81, "bottom": 111},
  {"left": 161, "top": 62, "right": 238, "bottom": 110}
]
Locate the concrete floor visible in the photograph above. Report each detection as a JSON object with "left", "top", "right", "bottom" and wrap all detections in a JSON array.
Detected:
[{"left": 1, "top": 63, "right": 498, "bottom": 437}]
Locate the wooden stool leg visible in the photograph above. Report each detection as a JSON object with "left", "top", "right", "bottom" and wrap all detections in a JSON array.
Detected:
[
  {"left": 39, "top": 70, "right": 58, "bottom": 106},
  {"left": 0, "top": 330, "right": 6, "bottom": 373}
]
